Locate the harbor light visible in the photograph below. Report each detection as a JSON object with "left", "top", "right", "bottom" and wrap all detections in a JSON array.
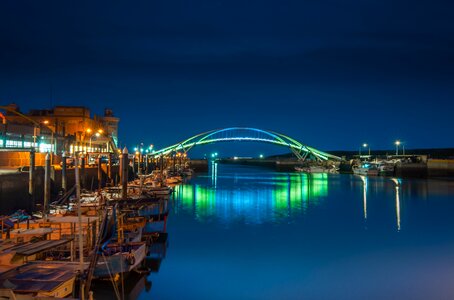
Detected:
[
  {"left": 259, "top": 154, "right": 264, "bottom": 158},
  {"left": 395, "top": 140, "right": 401, "bottom": 155},
  {"left": 362, "top": 143, "right": 370, "bottom": 156}
]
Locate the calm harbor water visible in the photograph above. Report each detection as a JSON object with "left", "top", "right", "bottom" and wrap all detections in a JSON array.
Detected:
[{"left": 142, "top": 164, "right": 454, "bottom": 300}]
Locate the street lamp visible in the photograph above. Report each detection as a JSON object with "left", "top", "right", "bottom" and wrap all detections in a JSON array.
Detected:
[
  {"left": 363, "top": 143, "right": 370, "bottom": 156},
  {"left": 395, "top": 140, "right": 401, "bottom": 155},
  {"left": 40, "top": 120, "right": 56, "bottom": 153},
  {"left": 89, "top": 132, "right": 100, "bottom": 152}
]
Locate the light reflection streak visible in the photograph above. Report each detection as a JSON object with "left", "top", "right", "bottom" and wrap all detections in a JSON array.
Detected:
[
  {"left": 391, "top": 178, "right": 402, "bottom": 231},
  {"left": 174, "top": 164, "right": 329, "bottom": 224},
  {"left": 359, "top": 175, "right": 368, "bottom": 221},
  {"left": 210, "top": 161, "right": 218, "bottom": 187}
]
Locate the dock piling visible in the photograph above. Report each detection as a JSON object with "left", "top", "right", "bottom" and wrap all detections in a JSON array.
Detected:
[
  {"left": 29, "top": 150, "right": 35, "bottom": 199},
  {"left": 132, "top": 154, "right": 136, "bottom": 176},
  {"left": 80, "top": 155, "right": 86, "bottom": 189},
  {"left": 74, "top": 152, "right": 85, "bottom": 300},
  {"left": 44, "top": 152, "right": 51, "bottom": 220},
  {"left": 121, "top": 147, "right": 129, "bottom": 199},
  {"left": 62, "top": 151, "right": 67, "bottom": 192},
  {"left": 107, "top": 153, "right": 112, "bottom": 185},
  {"left": 97, "top": 155, "right": 102, "bottom": 190}
]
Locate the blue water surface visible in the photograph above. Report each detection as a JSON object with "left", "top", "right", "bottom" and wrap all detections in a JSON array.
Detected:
[{"left": 143, "top": 164, "right": 454, "bottom": 300}]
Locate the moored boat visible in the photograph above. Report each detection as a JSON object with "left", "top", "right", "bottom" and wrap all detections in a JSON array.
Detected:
[
  {"left": 378, "top": 162, "right": 395, "bottom": 176},
  {"left": 295, "top": 165, "right": 339, "bottom": 174},
  {"left": 352, "top": 163, "right": 379, "bottom": 176},
  {"left": 0, "top": 262, "right": 76, "bottom": 298},
  {"left": 94, "top": 242, "right": 147, "bottom": 278}
]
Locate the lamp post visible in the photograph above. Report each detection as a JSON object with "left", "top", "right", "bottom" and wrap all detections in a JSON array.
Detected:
[
  {"left": 139, "top": 146, "right": 144, "bottom": 175},
  {"left": 89, "top": 132, "right": 100, "bottom": 152},
  {"left": 363, "top": 143, "right": 370, "bottom": 156},
  {"left": 42, "top": 120, "right": 53, "bottom": 153},
  {"left": 84, "top": 128, "right": 92, "bottom": 153},
  {"left": 395, "top": 140, "right": 401, "bottom": 155},
  {"left": 146, "top": 145, "right": 153, "bottom": 173},
  {"left": 33, "top": 126, "right": 39, "bottom": 151},
  {"left": 42, "top": 119, "right": 61, "bottom": 154}
]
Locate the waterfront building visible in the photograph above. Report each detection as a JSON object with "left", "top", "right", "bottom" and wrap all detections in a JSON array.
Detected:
[{"left": 0, "top": 103, "right": 119, "bottom": 154}]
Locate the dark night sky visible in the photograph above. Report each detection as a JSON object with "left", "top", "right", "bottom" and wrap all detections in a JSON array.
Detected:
[{"left": 1, "top": 0, "right": 453, "bottom": 155}]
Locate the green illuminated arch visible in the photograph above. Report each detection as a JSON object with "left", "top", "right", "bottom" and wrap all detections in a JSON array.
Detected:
[{"left": 152, "top": 127, "right": 340, "bottom": 161}]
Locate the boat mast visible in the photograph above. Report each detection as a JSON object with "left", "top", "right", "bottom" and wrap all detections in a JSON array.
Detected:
[{"left": 75, "top": 152, "right": 85, "bottom": 300}]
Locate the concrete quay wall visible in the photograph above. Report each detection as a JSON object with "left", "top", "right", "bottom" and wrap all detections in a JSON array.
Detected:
[
  {"left": 427, "top": 159, "right": 454, "bottom": 177},
  {"left": 189, "top": 159, "right": 209, "bottom": 172},
  {"left": 0, "top": 151, "right": 62, "bottom": 168},
  {"left": 0, "top": 166, "right": 119, "bottom": 214}
]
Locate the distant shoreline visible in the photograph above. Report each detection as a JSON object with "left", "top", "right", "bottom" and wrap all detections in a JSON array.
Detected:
[{"left": 265, "top": 148, "right": 454, "bottom": 160}]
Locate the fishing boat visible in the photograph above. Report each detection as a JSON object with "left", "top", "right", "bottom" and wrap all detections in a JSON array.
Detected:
[
  {"left": 0, "top": 239, "right": 73, "bottom": 272},
  {"left": 92, "top": 208, "right": 147, "bottom": 279},
  {"left": 94, "top": 242, "right": 147, "bottom": 278},
  {"left": 165, "top": 176, "right": 182, "bottom": 185},
  {"left": 180, "top": 168, "right": 194, "bottom": 177},
  {"left": 295, "top": 165, "right": 339, "bottom": 174},
  {"left": 377, "top": 162, "right": 395, "bottom": 176},
  {"left": 0, "top": 262, "right": 76, "bottom": 298},
  {"left": 352, "top": 163, "right": 379, "bottom": 176}
]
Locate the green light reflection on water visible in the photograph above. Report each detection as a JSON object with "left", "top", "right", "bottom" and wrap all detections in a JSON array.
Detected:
[{"left": 175, "top": 170, "right": 329, "bottom": 223}]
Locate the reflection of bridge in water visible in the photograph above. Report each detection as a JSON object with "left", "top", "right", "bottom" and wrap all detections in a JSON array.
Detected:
[
  {"left": 174, "top": 167, "right": 406, "bottom": 229},
  {"left": 174, "top": 164, "right": 329, "bottom": 224}
]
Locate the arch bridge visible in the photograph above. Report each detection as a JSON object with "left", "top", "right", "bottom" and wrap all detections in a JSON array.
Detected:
[{"left": 152, "top": 127, "right": 340, "bottom": 161}]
